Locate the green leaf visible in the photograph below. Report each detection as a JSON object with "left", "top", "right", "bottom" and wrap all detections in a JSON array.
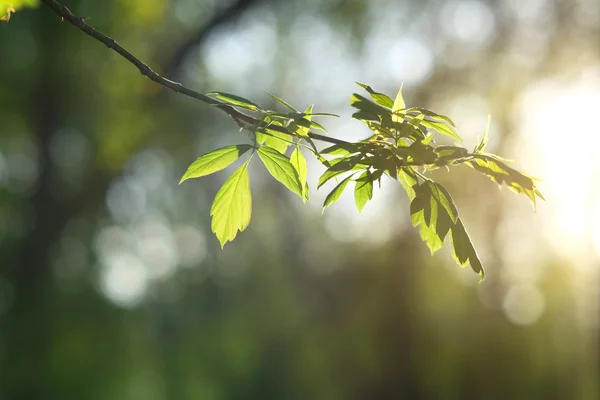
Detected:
[
  {"left": 392, "top": 86, "right": 406, "bottom": 123},
  {"left": 350, "top": 94, "right": 392, "bottom": 120},
  {"left": 310, "top": 120, "right": 328, "bottom": 132},
  {"left": 323, "top": 175, "right": 354, "bottom": 210},
  {"left": 258, "top": 146, "right": 303, "bottom": 198},
  {"left": 210, "top": 162, "right": 252, "bottom": 247},
  {"left": 399, "top": 167, "right": 418, "bottom": 199},
  {"left": 179, "top": 144, "right": 252, "bottom": 184},
  {"left": 450, "top": 218, "right": 485, "bottom": 279},
  {"left": 355, "top": 82, "right": 394, "bottom": 108},
  {"left": 209, "top": 91, "right": 260, "bottom": 111},
  {"left": 296, "top": 105, "right": 313, "bottom": 137},
  {"left": 409, "top": 181, "right": 460, "bottom": 254},
  {"left": 354, "top": 171, "right": 374, "bottom": 213},
  {"left": 291, "top": 147, "right": 308, "bottom": 202},
  {"left": 259, "top": 126, "right": 290, "bottom": 154},
  {"left": 317, "top": 155, "right": 363, "bottom": 188},
  {"left": 421, "top": 119, "right": 462, "bottom": 142},
  {"left": 474, "top": 115, "right": 491, "bottom": 153},
  {"left": 409, "top": 108, "right": 456, "bottom": 127},
  {"left": 266, "top": 92, "right": 298, "bottom": 112},
  {"left": 466, "top": 154, "right": 543, "bottom": 209}
]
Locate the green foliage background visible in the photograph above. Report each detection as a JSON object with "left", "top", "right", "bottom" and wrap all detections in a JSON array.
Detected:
[{"left": 0, "top": 0, "right": 598, "bottom": 399}]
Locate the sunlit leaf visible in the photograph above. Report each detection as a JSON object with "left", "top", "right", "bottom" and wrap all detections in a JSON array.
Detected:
[
  {"left": 210, "top": 162, "right": 252, "bottom": 247},
  {"left": 266, "top": 92, "right": 297, "bottom": 112},
  {"left": 208, "top": 91, "right": 260, "bottom": 111},
  {"left": 354, "top": 170, "right": 374, "bottom": 213},
  {"left": 409, "top": 108, "right": 456, "bottom": 127},
  {"left": 260, "top": 126, "right": 290, "bottom": 154},
  {"left": 420, "top": 119, "right": 462, "bottom": 142},
  {"left": 291, "top": 147, "right": 308, "bottom": 202},
  {"left": 323, "top": 175, "right": 354, "bottom": 210},
  {"left": 392, "top": 85, "right": 406, "bottom": 123},
  {"left": 258, "top": 146, "right": 303, "bottom": 198},
  {"left": 355, "top": 82, "right": 394, "bottom": 108},
  {"left": 474, "top": 115, "right": 491, "bottom": 153},
  {"left": 296, "top": 105, "right": 313, "bottom": 137},
  {"left": 318, "top": 154, "right": 364, "bottom": 188},
  {"left": 450, "top": 218, "right": 485, "bottom": 279},
  {"left": 179, "top": 144, "right": 252, "bottom": 184}
]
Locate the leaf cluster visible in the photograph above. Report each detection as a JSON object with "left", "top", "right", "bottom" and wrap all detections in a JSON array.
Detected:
[{"left": 180, "top": 84, "right": 544, "bottom": 280}]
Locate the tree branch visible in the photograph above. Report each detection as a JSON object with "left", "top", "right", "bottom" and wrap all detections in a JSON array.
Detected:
[{"left": 40, "top": 0, "right": 351, "bottom": 147}]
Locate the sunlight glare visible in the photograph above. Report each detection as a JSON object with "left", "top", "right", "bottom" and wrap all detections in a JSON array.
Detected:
[{"left": 517, "top": 70, "right": 600, "bottom": 260}]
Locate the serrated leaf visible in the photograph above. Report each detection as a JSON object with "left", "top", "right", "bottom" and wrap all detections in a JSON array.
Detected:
[
  {"left": 323, "top": 175, "right": 353, "bottom": 210},
  {"left": 354, "top": 171, "right": 374, "bottom": 213},
  {"left": 210, "top": 162, "right": 252, "bottom": 247},
  {"left": 258, "top": 146, "right": 303, "bottom": 198},
  {"left": 291, "top": 147, "right": 308, "bottom": 202},
  {"left": 427, "top": 181, "right": 458, "bottom": 223},
  {"left": 179, "top": 144, "right": 252, "bottom": 184},
  {"left": 392, "top": 86, "right": 406, "bottom": 123},
  {"left": 355, "top": 82, "right": 394, "bottom": 108},
  {"left": 466, "top": 154, "right": 543, "bottom": 209},
  {"left": 209, "top": 91, "right": 260, "bottom": 111},
  {"left": 450, "top": 218, "right": 485, "bottom": 279},
  {"left": 266, "top": 92, "right": 297, "bottom": 112}
]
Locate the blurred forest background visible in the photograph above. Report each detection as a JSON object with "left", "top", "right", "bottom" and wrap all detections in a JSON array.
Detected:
[{"left": 1, "top": 0, "right": 599, "bottom": 399}]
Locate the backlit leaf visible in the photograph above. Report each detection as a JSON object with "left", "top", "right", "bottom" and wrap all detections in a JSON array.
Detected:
[
  {"left": 179, "top": 144, "right": 252, "bottom": 184},
  {"left": 209, "top": 91, "right": 260, "bottom": 111},
  {"left": 450, "top": 218, "right": 485, "bottom": 279},
  {"left": 421, "top": 119, "right": 462, "bottom": 142},
  {"left": 210, "top": 162, "right": 252, "bottom": 247},
  {"left": 355, "top": 82, "right": 394, "bottom": 108},
  {"left": 323, "top": 175, "right": 353, "bottom": 210},
  {"left": 354, "top": 171, "right": 374, "bottom": 213},
  {"left": 392, "top": 86, "right": 406, "bottom": 123},
  {"left": 266, "top": 92, "right": 297, "bottom": 112},
  {"left": 258, "top": 146, "right": 303, "bottom": 198},
  {"left": 291, "top": 147, "right": 308, "bottom": 202}
]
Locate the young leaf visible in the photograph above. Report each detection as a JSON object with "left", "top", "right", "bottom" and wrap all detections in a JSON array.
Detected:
[
  {"left": 355, "top": 82, "right": 394, "bottom": 108},
  {"left": 409, "top": 108, "right": 456, "bottom": 127},
  {"left": 420, "top": 119, "right": 462, "bottom": 142},
  {"left": 474, "top": 115, "right": 491, "bottom": 153},
  {"left": 266, "top": 92, "right": 298, "bottom": 112},
  {"left": 208, "top": 92, "right": 260, "bottom": 111},
  {"left": 296, "top": 105, "right": 313, "bottom": 137},
  {"left": 354, "top": 171, "right": 374, "bottom": 213},
  {"left": 317, "top": 154, "right": 363, "bottom": 188},
  {"left": 179, "top": 144, "right": 252, "bottom": 184},
  {"left": 258, "top": 146, "right": 303, "bottom": 198},
  {"left": 210, "top": 162, "right": 253, "bottom": 247},
  {"left": 392, "top": 85, "right": 406, "bottom": 123},
  {"left": 450, "top": 218, "right": 485, "bottom": 279},
  {"left": 291, "top": 147, "right": 308, "bottom": 202},
  {"left": 259, "top": 126, "right": 290, "bottom": 154},
  {"left": 323, "top": 175, "right": 354, "bottom": 210}
]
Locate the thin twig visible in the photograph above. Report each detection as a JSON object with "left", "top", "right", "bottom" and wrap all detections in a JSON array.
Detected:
[{"left": 40, "top": 0, "right": 352, "bottom": 147}]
